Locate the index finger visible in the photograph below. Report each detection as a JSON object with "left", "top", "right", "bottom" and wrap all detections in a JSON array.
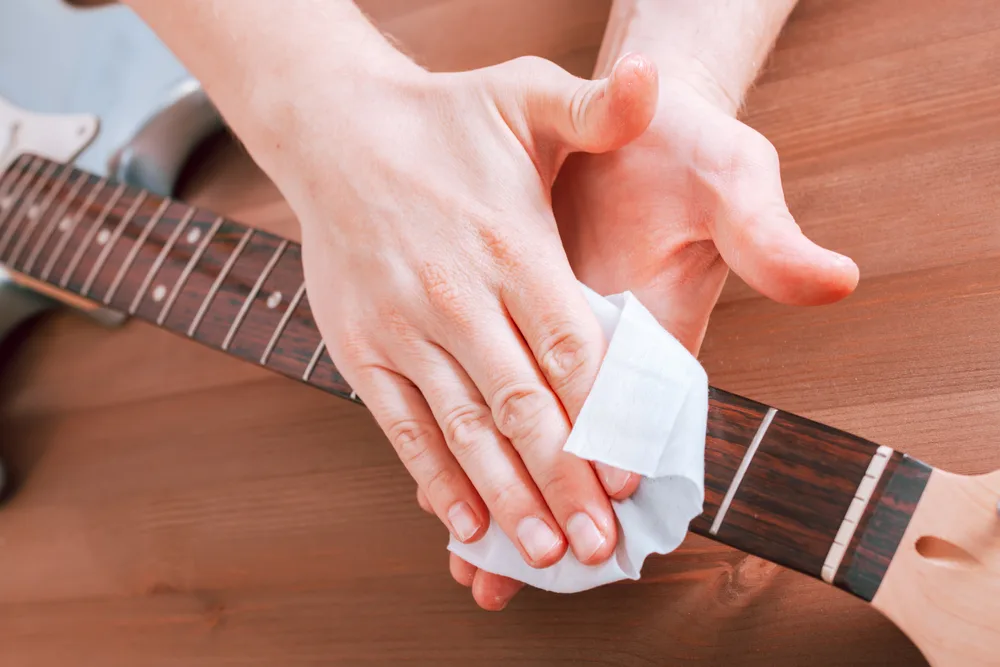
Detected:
[{"left": 501, "top": 243, "right": 639, "bottom": 499}]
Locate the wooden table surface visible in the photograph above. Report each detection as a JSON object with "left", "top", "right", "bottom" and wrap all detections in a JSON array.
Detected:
[{"left": 2, "top": 0, "right": 999, "bottom": 664}]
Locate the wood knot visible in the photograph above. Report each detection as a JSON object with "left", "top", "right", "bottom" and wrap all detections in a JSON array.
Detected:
[{"left": 716, "top": 555, "right": 779, "bottom": 608}]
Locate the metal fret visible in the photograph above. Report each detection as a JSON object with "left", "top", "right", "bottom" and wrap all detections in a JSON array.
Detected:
[
  {"left": 126, "top": 205, "right": 196, "bottom": 313},
  {"left": 821, "top": 445, "right": 894, "bottom": 584},
  {"left": 23, "top": 171, "right": 88, "bottom": 274},
  {"left": 187, "top": 227, "right": 252, "bottom": 337},
  {"left": 40, "top": 176, "right": 107, "bottom": 280},
  {"left": 102, "top": 198, "right": 171, "bottom": 305},
  {"left": 260, "top": 281, "right": 306, "bottom": 364},
  {"left": 0, "top": 157, "right": 28, "bottom": 201},
  {"left": 156, "top": 216, "right": 224, "bottom": 326},
  {"left": 6, "top": 162, "right": 75, "bottom": 266},
  {"left": 0, "top": 156, "right": 41, "bottom": 227},
  {"left": 709, "top": 407, "right": 777, "bottom": 536},
  {"left": 58, "top": 182, "right": 126, "bottom": 288},
  {"left": 80, "top": 191, "right": 147, "bottom": 297},
  {"left": 303, "top": 340, "right": 326, "bottom": 381},
  {"left": 221, "top": 240, "right": 288, "bottom": 351},
  {"left": 0, "top": 160, "right": 59, "bottom": 257}
]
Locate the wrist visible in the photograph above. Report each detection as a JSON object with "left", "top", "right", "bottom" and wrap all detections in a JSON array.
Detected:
[
  {"left": 594, "top": 0, "right": 799, "bottom": 117},
  {"left": 238, "top": 35, "right": 426, "bottom": 179}
]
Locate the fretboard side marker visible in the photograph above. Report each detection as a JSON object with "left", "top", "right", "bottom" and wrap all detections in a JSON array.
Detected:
[
  {"left": 260, "top": 281, "right": 306, "bottom": 365},
  {"left": 187, "top": 227, "right": 252, "bottom": 338},
  {"left": 81, "top": 191, "right": 148, "bottom": 297},
  {"left": 126, "top": 206, "right": 196, "bottom": 313},
  {"left": 0, "top": 157, "right": 42, "bottom": 226},
  {"left": 102, "top": 198, "right": 171, "bottom": 304},
  {"left": 58, "top": 182, "right": 126, "bottom": 288},
  {"left": 222, "top": 240, "right": 288, "bottom": 351},
  {"left": 156, "top": 216, "right": 224, "bottom": 326},
  {"left": 820, "top": 445, "right": 895, "bottom": 584},
  {"left": 7, "top": 163, "right": 75, "bottom": 265},
  {"left": 303, "top": 340, "right": 326, "bottom": 382},
  {"left": 0, "top": 160, "right": 58, "bottom": 256},
  {"left": 709, "top": 406, "right": 778, "bottom": 536},
  {"left": 41, "top": 176, "right": 107, "bottom": 280}
]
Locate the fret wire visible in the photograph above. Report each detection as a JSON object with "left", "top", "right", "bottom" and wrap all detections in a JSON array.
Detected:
[
  {"left": 709, "top": 406, "right": 777, "bottom": 536},
  {"left": 39, "top": 176, "right": 105, "bottom": 280},
  {"left": 81, "top": 191, "right": 148, "bottom": 297},
  {"left": 0, "top": 156, "right": 41, "bottom": 227},
  {"left": 7, "top": 163, "right": 77, "bottom": 267},
  {"left": 0, "top": 157, "right": 29, "bottom": 199},
  {"left": 820, "top": 445, "right": 894, "bottom": 584},
  {"left": 127, "top": 205, "right": 196, "bottom": 313},
  {"left": 187, "top": 227, "right": 253, "bottom": 338},
  {"left": 24, "top": 171, "right": 88, "bottom": 273},
  {"left": 102, "top": 198, "right": 171, "bottom": 305},
  {"left": 303, "top": 340, "right": 326, "bottom": 382},
  {"left": 156, "top": 215, "right": 224, "bottom": 326},
  {"left": 0, "top": 160, "right": 59, "bottom": 256},
  {"left": 221, "top": 240, "right": 288, "bottom": 351},
  {"left": 24, "top": 172, "right": 87, "bottom": 274},
  {"left": 260, "top": 281, "right": 306, "bottom": 365},
  {"left": 58, "top": 182, "right": 126, "bottom": 288}
]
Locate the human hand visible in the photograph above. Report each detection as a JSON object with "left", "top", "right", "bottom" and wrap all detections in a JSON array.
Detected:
[
  {"left": 553, "top": 73, "right": 859, "bottom": 352},
  {"left": 440, "top": 65, "right": 860, "bottom": 612},
  {"left": 264, "top": 53, "right": 658, "bottom": 579}
]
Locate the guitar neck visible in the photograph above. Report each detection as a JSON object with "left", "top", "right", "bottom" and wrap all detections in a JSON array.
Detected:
[{"left": 0, "top": 154, "right": 932, "bottom": 602}]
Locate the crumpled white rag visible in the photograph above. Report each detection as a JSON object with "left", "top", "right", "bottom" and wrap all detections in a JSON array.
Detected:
[{"left": 447, "top": 284, "right": 708, "bottom": 593}]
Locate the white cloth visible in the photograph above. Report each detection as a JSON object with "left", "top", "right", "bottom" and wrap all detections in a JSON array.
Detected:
[{"left": 447, "top": 284, "right": 708, "bottom": 593}]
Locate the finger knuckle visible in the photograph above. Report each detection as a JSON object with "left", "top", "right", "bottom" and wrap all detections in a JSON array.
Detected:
[
  {"left": 387, "top": 418, "right": 437, "bottom": 466},
  {"left": 442, "top": 404, "right": 494, "bottom": 458},
  {"left": 538, "top": 467, "right": 575, "bottom": 500},
  {"left": 486, "top": 476, "right": 527, "bottom": 513},
  {"left": 417, "top": 261, "right": 476, "bottom": 327},
  {"left": 478, "top": 224, "right": 520, "bottom": 273},
  {"left": 537, "top": 329, "right": 591, "bottom": 390},
  {"left": 727, "top": 131, "right": 780, "bottom": 183},
  {"left": 492, "top": 382, "right": 551, "bottom": 445},
  {"left": 423, "top": 463, "right": 460, "bottom": 502}
]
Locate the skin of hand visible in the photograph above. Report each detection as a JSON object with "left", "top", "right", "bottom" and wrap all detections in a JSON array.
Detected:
[
  {"left": 438, "top": 0, "right": 860, "bottom": 611},
  {"left": 121, "top": 0, "right": 660, "bottom": 583},
  {"left": 297, "top": 52, "right": 661, "bottom": 570}
]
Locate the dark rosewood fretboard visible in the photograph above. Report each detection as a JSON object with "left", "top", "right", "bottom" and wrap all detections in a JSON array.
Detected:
[{"left": 0, "top": 154, "right": 931, "bottom": 602}]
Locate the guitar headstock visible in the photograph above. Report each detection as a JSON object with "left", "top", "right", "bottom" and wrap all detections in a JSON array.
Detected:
[
  {"left": 0, "top": 95, "right": 97, "bottom": 176},
  {"left": 873, "top": 468, "right": 1000, "bottom": 666}
]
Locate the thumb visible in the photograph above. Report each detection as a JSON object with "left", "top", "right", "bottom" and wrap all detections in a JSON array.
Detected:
[
  {"left": 520, "top": 53, "right": 659, "bottom": 156},
  {"left": 712, "top": 141, "right": 860, "bottom": 306}
]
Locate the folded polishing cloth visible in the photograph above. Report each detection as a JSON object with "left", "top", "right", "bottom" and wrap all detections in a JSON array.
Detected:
[{"left": 447, "top": 283, "right": 709, "bottom": 593}]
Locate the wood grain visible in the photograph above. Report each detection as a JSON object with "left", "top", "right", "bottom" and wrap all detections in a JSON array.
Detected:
[
  {"left": 1, "top": 0, "right": 998, "bottom": 664},
  {"left": 2, "top": 157, "right": 917, "bottom": 599}
]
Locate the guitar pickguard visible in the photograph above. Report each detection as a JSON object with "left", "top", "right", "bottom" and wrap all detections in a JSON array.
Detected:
[{"left": 0, "top": 0, "right": 224, "bottom": 346}]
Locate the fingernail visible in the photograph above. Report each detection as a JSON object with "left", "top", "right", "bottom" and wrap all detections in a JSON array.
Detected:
[
  {"left": 516, "top": 517, "right": 561, "bottom": 564},
  {"left": 448, "top": 502, "right": 480, "bottom": 542},
  {"left": 566, "top": 512, "right": 607, "bottom": 561},
  {"left": 596, "top": 462, "right": 633, "bottom": 495},
  {"left": 832, "top": 252, "right": 855, "bottom": 267}
]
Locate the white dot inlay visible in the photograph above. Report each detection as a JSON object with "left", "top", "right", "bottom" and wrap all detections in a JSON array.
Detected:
[
  {"left": 151, "top": 285, "right": 167, "bottom": 302},
  {"left": 186, "top": 227, "right": 201, "bottom": 244},
  {"left": 58, "top": 216, "right": 73, "bottom": 232},
  {"left": 266, "top": 291, "right": 283, "bottom": 310},
  {"left": 27, "top": 205, "right": 40, "bottom": 220},
  {"left": 95, "top": 228, "right": 111, "bottom": 246}
]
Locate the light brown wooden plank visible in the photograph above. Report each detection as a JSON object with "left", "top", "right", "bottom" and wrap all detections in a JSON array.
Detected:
[{"left": 4, "top": 0, "right": 999, "bottom": 664}]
